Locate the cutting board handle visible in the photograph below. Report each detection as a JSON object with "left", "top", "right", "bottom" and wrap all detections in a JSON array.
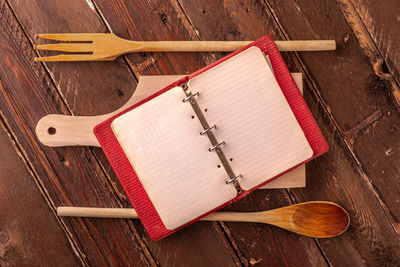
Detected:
[{"left": 36, "top": 114, "right": 104, "bottom": 147}]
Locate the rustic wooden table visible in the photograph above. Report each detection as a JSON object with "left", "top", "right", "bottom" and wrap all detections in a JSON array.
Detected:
[{"left": 0, "top": 0, "right": 399, "bottom": 266}]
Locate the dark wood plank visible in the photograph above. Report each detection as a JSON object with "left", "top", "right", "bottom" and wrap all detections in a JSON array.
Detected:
[
  {"left": 258, "top": 1, "right": 400, "bottom": 265},
  {"left": 350, "top": 105, "right": 400, "bottom": 230},
  {"left": 5, "top": 0, "right": 240, "bottom": 265},
  {"left": 348, "top": 0, "right": 400, "bottom": 101},
  {"left": 0, "top": 1, "right": 155, "bottom": 265},
  {"left": 93, "top": 0, "right": 329, "bottom": 266},
  {"left": 294, "top": 81, "right": 400, "bottom": 266},
  {"left": 178, "top": 0, "right": 400, "bottom": 265},
  {"left": 0, "top": 109, "right": 80, "bottom": 266},
  {"left": 336, "top": 0, "right": 400, "bottom": 227}
]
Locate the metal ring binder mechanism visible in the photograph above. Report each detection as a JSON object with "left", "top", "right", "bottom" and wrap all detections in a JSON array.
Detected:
[
  {"left": 181, "top": 83, "right": 243, "bottom": 193},
  {"left": 200, "top": 125, "right": 216, "bottom": 136},
  {"left": 209, "top": 141, "right": 225, "bottom": 152},
  {"left": 183, "top": 92, "right": 199, "bottom": 102},
  {"left": 226, "top": 174, "right": 242, "bottom": 184}
]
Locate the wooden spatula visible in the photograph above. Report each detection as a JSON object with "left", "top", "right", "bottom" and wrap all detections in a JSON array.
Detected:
[{"left": 58, "top": 201, "right": 350, "bottom": 238}]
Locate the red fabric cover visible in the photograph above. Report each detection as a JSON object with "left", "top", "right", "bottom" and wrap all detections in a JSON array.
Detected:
[{"left": 94, "top": 36, "right": 329, "bottom": 241}]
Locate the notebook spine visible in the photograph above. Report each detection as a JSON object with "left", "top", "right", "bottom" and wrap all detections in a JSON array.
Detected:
[{"left": 181, "top": 83, "right": 243, "bottom": 194}]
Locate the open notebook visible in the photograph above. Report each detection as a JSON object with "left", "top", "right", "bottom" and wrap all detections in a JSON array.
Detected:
[{"left": 94, "top": 36, "right": 328, "bottom": 240}]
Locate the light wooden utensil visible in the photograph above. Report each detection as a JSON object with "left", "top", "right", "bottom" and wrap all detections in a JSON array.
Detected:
[
  {"left": 58, "top": 201, "right": 350, "bottom": 238},
  {"left": 34, "top": 33, "right": 336, "bottom": 62},
  {"left": 35, "top": 74, "right": 306, "bottom": 189}
]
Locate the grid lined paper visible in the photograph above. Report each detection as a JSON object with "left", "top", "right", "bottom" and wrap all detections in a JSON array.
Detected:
[
  {"left": 188, "top": 47, "right": 313, "bottom": 190},
  {"left": 111, "top": 86, "right": 237, "bottom": 230}
]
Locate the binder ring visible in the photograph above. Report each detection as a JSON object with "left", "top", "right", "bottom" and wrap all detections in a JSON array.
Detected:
[
  {"left": 183, "top": 92, "right": 199, "bottom": 102},
  {"left": 200, "top": 125, "right": 216, "bottom": 136},
  {"left": 209, "top": 141, "right": 225, "bottom": 152},
  {"left": 226, "top": 174, "right": 242, "bottom": 184}
]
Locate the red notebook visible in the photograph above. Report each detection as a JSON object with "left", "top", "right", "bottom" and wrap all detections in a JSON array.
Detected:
[{"left": 94, "top": 36, "right": 328, "bottom": 240}]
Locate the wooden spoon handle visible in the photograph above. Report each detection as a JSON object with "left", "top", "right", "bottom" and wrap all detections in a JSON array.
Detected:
[
  {"left": 57, "top": 206, "right": 266, "bottom": 222},
  {"left": 58, "top": 207, "right": 138, "bottom": 218}
]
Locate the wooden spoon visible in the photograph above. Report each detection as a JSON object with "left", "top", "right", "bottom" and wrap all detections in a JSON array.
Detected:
[{"left": 58, "top": 201, "right": 350, "bottom": 238}]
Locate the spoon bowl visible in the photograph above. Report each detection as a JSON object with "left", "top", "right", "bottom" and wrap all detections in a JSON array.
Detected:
[{"left": 285, "top": 201, "right": 350, "bottom": 238}]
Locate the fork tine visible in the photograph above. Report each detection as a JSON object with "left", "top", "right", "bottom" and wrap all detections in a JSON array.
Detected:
[
  {"left": 35, "top": 33, "right": 96, "bottom": 42},
  {"left": 34, "top": 43, "right": 93, "bottom": 52},
  {"left": 35, "top": 54, "right": 96, "bottom": 62}
]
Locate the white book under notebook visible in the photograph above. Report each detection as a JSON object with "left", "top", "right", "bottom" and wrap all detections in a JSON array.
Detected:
[{"left": 94, "top": 36, "right": 328, "bottom": 240}]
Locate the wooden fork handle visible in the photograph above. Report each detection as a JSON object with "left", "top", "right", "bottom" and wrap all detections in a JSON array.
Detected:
[{"left": 125, "top": 40, "right": 336, "bottom": 52}]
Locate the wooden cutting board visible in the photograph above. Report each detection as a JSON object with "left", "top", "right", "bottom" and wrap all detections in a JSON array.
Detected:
[{"left": 36, "top": 74, "right": 305, "bottom": 189}]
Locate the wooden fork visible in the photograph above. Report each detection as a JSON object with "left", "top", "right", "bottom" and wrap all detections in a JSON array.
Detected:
[{"left": 34, "top": 33, "right": 336, "bottom": 62}]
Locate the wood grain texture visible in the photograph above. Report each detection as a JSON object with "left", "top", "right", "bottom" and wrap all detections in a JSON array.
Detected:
[
  {"left": 0, "top": 1, "right": 155, "bottom": 265},
  {"left": 293, "top": 77, "right": 400, "bottom": 266},
  {"left": 336, "top": 0, "right": 400, "bottom": 233},
  {"left": 1, "top": 0, "right": 400, "bottom": 265},
  {"left": 0, "top": 111, "right": 79, "bottom": 266},
  {"left": 347, "top": 0, "right": 400, "bottom": 101}
]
